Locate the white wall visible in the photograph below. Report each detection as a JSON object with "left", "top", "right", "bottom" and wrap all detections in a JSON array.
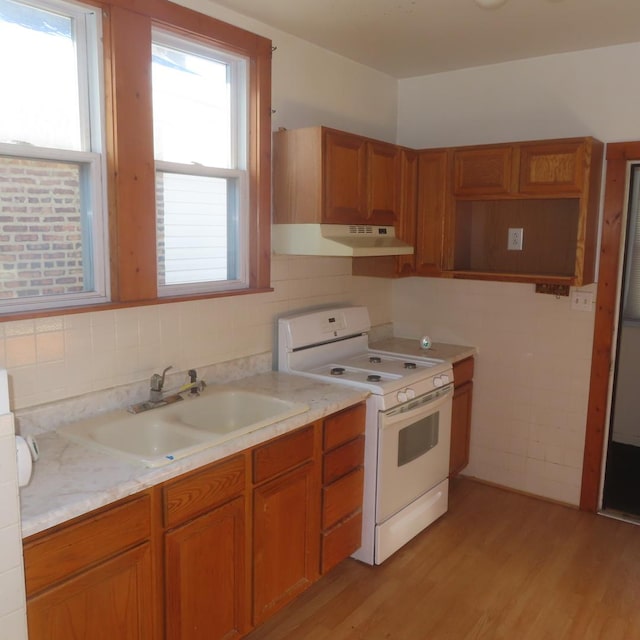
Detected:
[
  {"left": 398, "top": 42, "right": 640, "bottom": 147},
  {"left": 182, "top": 0, "right": 399, "bottom": 143},
  {"left": 396, "top": 42, "right": 640, "bottom": 505}
]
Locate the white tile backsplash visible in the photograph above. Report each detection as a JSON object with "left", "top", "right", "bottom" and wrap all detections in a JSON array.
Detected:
[
  {"left": 1, "top": 255, "right": 390, "bottom": 419},
  {"left": 0, "top": 414, "right": 27, "bottom": 639},
  {"left": 394, "top": 276, "right": 595, "bottom": 506}
]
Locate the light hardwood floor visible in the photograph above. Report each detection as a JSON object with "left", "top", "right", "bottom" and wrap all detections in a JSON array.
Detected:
[{"left": 246, "top": 478, "right": 640, "bottom": 640}]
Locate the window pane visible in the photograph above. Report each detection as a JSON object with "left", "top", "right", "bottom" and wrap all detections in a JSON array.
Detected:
[
  {"left": 156, "top": 172, "right": 238, "bottom": 286},
  {"left": 0, "top": 0, "right": 83, "bottom": 150},
  {"left": 0, "top": 156, "right": 94, "bottom": 299},
  {"left": 152, "top": 41, "right": 233, "bottom": 168}
]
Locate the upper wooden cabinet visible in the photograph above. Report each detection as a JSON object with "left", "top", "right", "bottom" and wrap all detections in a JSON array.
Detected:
[
  {"left": 415, "top": 149, "right": 448, "bottom": 276},
  {"left": 453, "top": 145, "right": 514, "bottom": 197},
  {"left": 448, "top": 136, "right": 604, "bottom": 286},
  {"left": 273, "top": 126, "right": 400, "bottom": 226},
  {"left": 352, "top": 147, "right": 424, "bottom": 278},
  {"left": 518, "top": 140, "right": 586, "bottom": 195},
  {"left": 453, "top": 139, "right": 590, "bottom": 198}
]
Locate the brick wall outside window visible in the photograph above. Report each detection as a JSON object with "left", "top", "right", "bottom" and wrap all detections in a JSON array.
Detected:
[{"left": 0, "top": 157, "right": 85, "bottom": 299}]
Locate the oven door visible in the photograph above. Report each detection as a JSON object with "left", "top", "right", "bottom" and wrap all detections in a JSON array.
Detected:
[{"left": 376, "top": 384, "right": 452, "bottom": 524}]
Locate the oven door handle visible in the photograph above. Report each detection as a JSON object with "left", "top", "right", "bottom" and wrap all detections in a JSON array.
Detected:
[{"left": 380, "top": 384, "right": 453, "bottom": 426}]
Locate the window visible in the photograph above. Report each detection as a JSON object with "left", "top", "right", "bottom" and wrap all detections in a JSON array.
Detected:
[
  {"left": 0, "top": 0, "right": 271, "bottom": 318},
  {"left": 0, "top": 0, "right": 108, "bottom": 312},
  {"left": 152, "top": 29, "right": 249, "bottom": 295}
]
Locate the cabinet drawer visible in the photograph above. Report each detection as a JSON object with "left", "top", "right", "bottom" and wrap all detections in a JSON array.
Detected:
[
  {"left": 453, "top": 357, "right": 474, "bottom": 387},
  {"left": 321, "top": 510, "right": 362, "bottom": 574},
  {"left": 253, "top": 425, "right": 315, "bottom": 484},
  {"left": 164, "top": 455, "right": 246, "bottom": 528},
  {"left": 322, "top": 466, "right": 364, "bottom": 530},
  {"left": 24, "top": 493, "right": 150, "bottom": 597},
  {"left": 323, "top": 435, "right": 364, "bottom": 485},
  {"left": 323, "top": 403, "right": 366, "bottom": 451}
]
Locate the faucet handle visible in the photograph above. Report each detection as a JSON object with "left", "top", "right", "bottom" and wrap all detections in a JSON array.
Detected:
[{"left": 151, "top": 365, "right": 172, "bottom": 392}]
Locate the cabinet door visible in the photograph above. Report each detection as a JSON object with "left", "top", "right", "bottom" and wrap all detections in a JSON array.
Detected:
[
  {"left": 253, "top": 462, "right": 320, "bottom": 625},
  {"left": 518, "top": 140, "right": 585, "bottom": 195},
  {"left": 165, "top": 496, "right": 247, "bottom": 640},
  {"left": 27, "top": 543, "right": 153, "bottom": 640},
  {"left": 396, "top": 148, "right": 418, "bottom": 275},
  {"left": 323, "top": 129, "right": 368, "bottom": 224},
  {"left": 416, "top": 149, "right": 448, "bottom": 275},
  {"left": 453, "top": 146, "right": 513, "bottom": 196},
  {"left": 367, "top": 140, "right": 400, "bottom": 225},
  {"left": 450, "top": 380, "right": 473, "bottom": 477}
]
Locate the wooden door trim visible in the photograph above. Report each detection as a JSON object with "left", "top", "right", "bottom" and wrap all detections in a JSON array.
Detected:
[{"left": 580, "top": 141, "right": 640, "bottom": 510}]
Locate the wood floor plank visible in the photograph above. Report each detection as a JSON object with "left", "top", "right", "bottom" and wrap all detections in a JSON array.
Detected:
[{"left": 246, "top": 478, "right": 640, "bottom": 639}]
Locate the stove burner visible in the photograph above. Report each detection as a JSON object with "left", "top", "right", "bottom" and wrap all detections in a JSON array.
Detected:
[
  {"left": 330, "top": 367, "right": 346, "bottom": 376},
  {"left": 369, "top": 356, "right": 382, "bottom": 364},
  {"left": 367, "top": 374, "right": 382, "bottom": 382},
  {"left": 404, "top": 362, "right": 417, "bottom": 369}
]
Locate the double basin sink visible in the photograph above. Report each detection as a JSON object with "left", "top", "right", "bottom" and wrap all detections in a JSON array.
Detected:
[{"left": 58, "top": 387, "right": 309, "bottom": 467}]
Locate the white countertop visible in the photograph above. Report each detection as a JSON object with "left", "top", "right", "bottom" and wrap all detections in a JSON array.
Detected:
[
  {"left": 19, "top": 372, "right": 369, "bottom": 539},
  {"left": 369, "top": 338, "right": 476, "bottom": 364}
]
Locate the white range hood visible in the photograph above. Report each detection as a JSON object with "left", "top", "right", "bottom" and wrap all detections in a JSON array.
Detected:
[{"left": 272, "top": 224, "right": 414, "bottom": 257}]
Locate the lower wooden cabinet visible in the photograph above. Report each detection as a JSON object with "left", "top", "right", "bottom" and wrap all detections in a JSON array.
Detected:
[
  {"left": 321, "top": 404, "right": 365, "bottom": 574},
  {"left": 253, "top": 461, "right": 320, "bottom": 624},
  {"left": 27, "top": 544, "right": 153, "bottom": 640},
  {"left": 24, "top": 403, "right": 366, "bottom": 640},
  {"left": 450, "top": 357, "right": 474, "bottom": 476},
  {"left": 252, "top": 424, "right": 320, "bottom": 624},
  {"left": 165, "top": 497, "right": 247, "bottom": 640},
  {"left": 163, "top": 454, "right": 249, "bottom": 640},
  {"left": 24, "top": 494, "right": 155, "bottom": 640}
]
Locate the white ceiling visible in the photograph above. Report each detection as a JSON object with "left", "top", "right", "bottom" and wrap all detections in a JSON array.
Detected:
[{"left": 209, "top": 0, "right": 640, "bottom": 78}]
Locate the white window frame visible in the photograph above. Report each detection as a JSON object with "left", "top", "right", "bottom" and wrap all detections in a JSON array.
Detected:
[
  {"left": 151, "top": 27, "right": 250, "bottom": 297},
  {"left": 0, "top": 0, "right": 109, "bottom": 313}
]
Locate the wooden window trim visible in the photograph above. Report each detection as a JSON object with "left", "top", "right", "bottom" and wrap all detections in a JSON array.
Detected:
[{"left": 1, "top": 0, "right": 272, "bottom": 321}]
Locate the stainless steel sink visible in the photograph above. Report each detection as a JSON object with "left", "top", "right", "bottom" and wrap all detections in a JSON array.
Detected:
[{"left": 57, "top": 387, "right": 309, "bottom": 467}]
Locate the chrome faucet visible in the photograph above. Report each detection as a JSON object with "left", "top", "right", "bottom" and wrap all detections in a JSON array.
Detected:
[
  {"left": 128, "top": 366, "right": 205, "bottom": 414},
  {"left": 149, "top": 365, "right": 172, "bottom": 403}
]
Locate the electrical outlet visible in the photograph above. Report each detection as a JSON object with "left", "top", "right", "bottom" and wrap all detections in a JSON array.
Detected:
[
  {"left": 508, "top": 227, "right": 523, "bottom": 251},
  {"left": 571, "top": 290, "right": 594, "bottom": 311}
]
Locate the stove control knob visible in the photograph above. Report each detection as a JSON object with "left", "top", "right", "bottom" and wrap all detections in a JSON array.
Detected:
[
  {"left": 433, "top": 376, "right": 444, "bottom": 388},
  {"left": 406, "top": 388, "right": 416, "bottom": 400},
  {"left": 397, "top": 390, "right": 408, "bottom": 403}
]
